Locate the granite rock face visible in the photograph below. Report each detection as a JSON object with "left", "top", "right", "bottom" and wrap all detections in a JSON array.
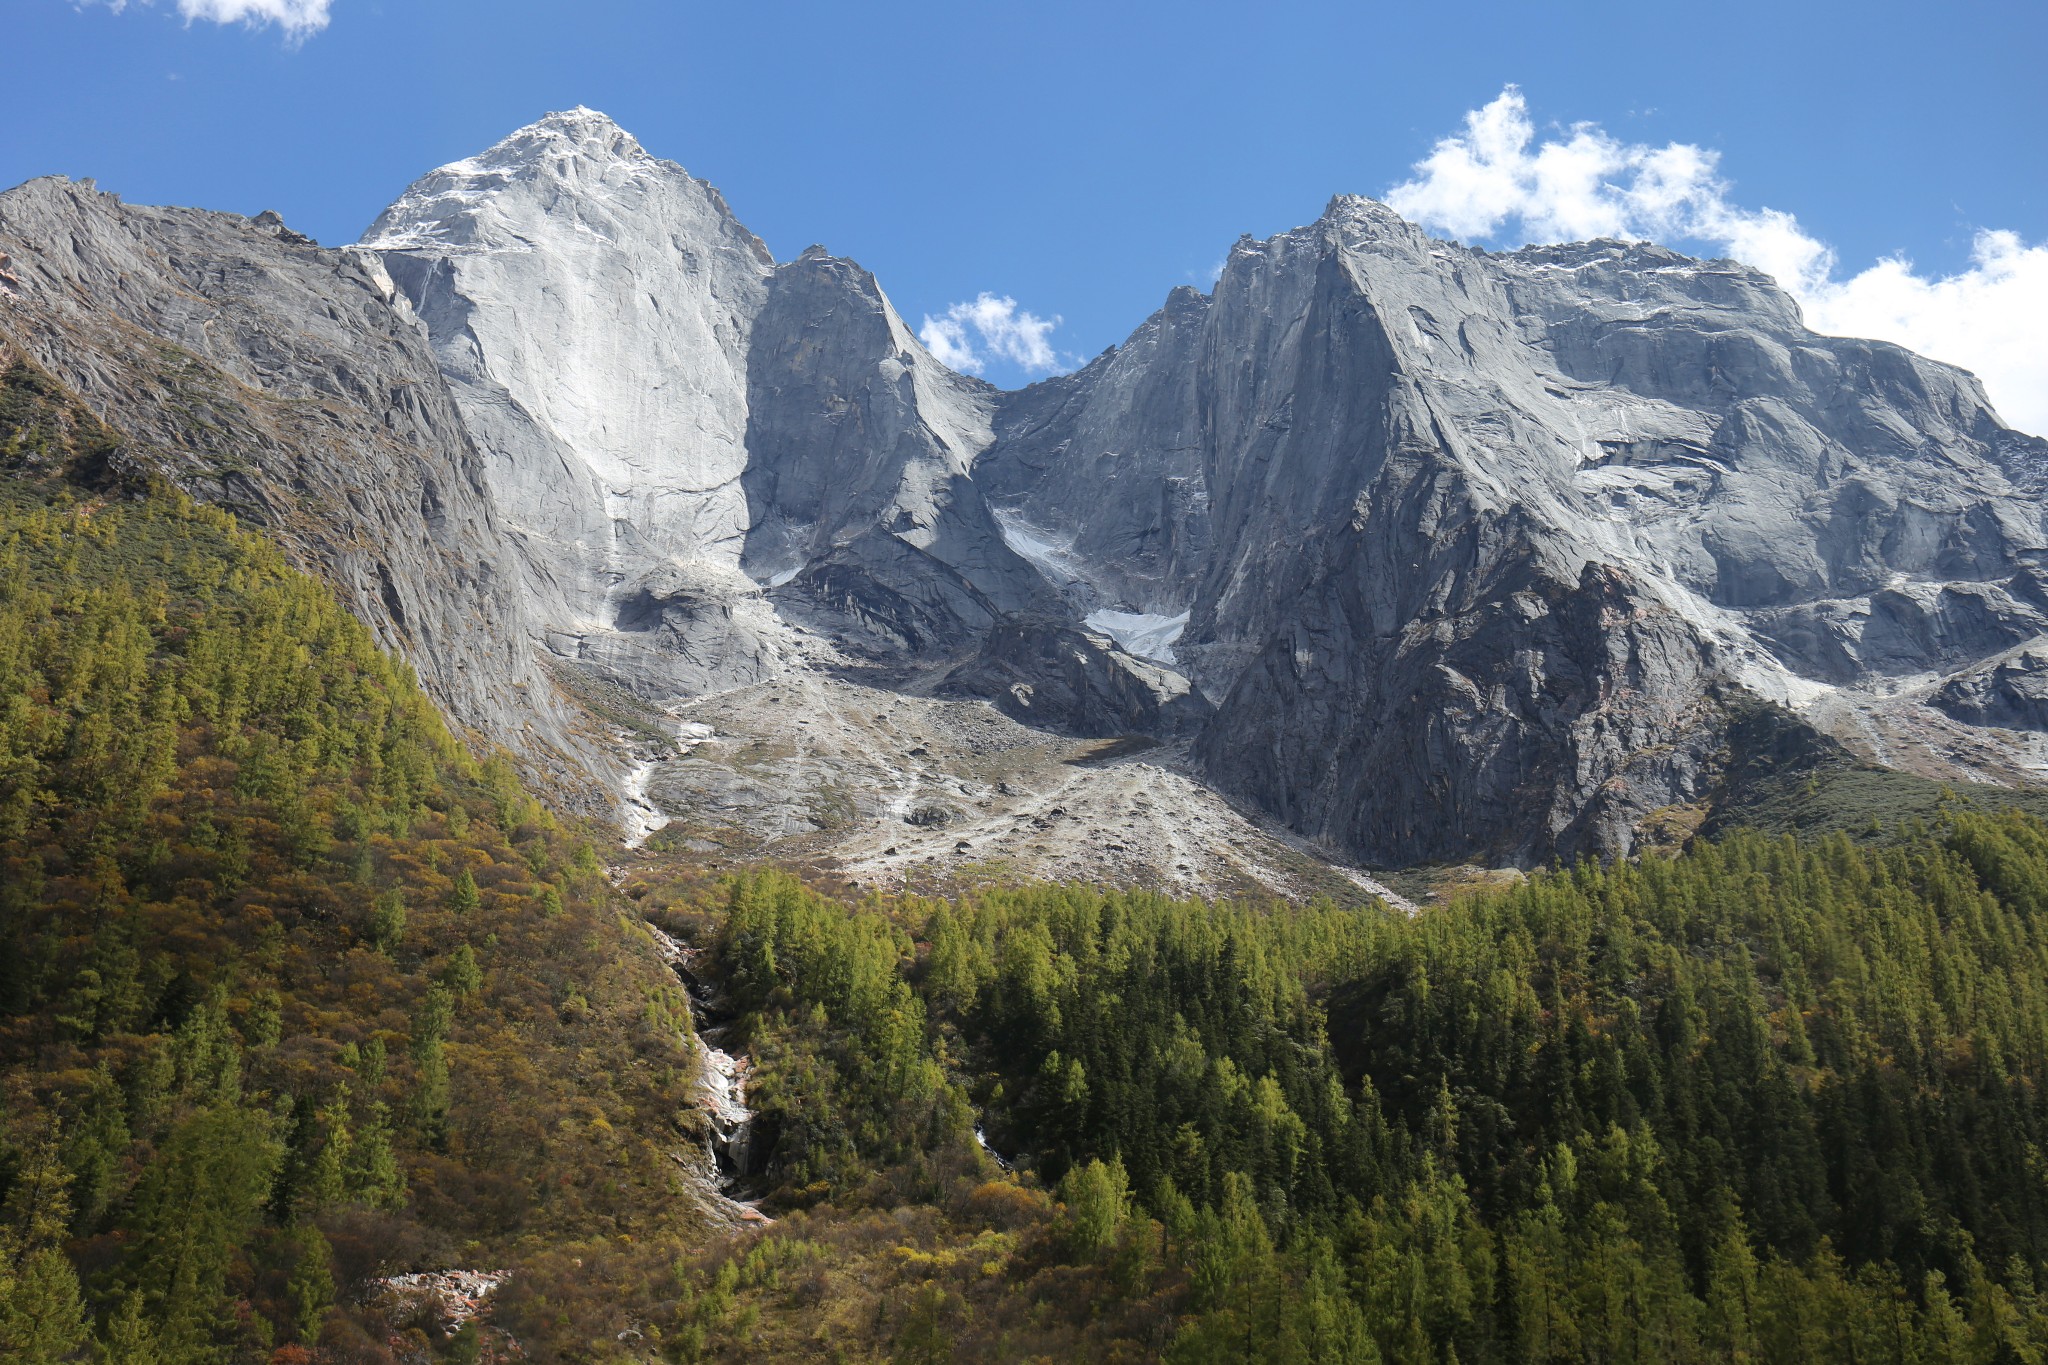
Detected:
[
  {"left": 362, "top": 111, "right": 1058, "bottom": 700},
  {"left": 1934, "top": 645, "right": 2048, "bottom": 732},
  {"left": 361, "top": 109, "right": 782, "bottom": 700},
  {"left": 944, "top": 617, "right": 1212, "bottom": 739},
  {"left": 978, "top": 283, "right": 1216, "bottom": 615},
  {"left": 976, "top": 198, "right": 2048, "bottom": 863},
  {"left": 740, "top": 248, "right": 1057, "bottom": 655}
]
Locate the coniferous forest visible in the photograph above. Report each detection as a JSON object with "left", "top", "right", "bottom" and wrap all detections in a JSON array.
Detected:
[{"left": 8, "top": 355, "right": 2048, "bottom": 1361}]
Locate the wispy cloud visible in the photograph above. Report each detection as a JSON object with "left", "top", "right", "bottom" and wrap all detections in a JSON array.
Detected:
[
  {"left": 1387, "top": 86, "right": 2048, "bottom": 437},
  {"left": 919, "top": 293, "right": 1063, "bottom": 376},
  {"left": 88, "top": 0, "right": 333, "bottom": 40}
]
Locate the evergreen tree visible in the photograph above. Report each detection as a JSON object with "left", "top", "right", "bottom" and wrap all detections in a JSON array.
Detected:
[
  {"left": 285, "top": 1225, "right": 334, "bottom": 1345},
  {"left": 122, "top": 1102, "right": 282, "bottom": 1359},
  {"left": 446, "top": 867, "right": 480, "bottom": 916},
  {"left": 370, "top": 887, "right": 406, "bottom": 954}
]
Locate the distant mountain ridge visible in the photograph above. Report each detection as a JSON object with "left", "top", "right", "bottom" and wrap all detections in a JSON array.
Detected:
[{"left": 5, "top": 107, "right": 2046, "bottom": 869}]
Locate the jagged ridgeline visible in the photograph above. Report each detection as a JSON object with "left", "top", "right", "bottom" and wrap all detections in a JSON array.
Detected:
[
  {"left": 10, "top": 114, "right": 2048, "bottom": 1361},
  {"left": 0, "top": 356, "right": 714, "bottom": 1360}
]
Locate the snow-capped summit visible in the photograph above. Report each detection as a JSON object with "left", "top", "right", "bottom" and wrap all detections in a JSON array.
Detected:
[
  {"left": 360, "top": 108, "right": 681, "bottom": 253},
  {"left": 466, "top": 105, "right": 653, "bottom": 172}
]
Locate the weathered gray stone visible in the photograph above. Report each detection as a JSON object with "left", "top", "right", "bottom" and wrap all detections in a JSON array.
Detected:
[
  {"left": 977, "top": 197, "right": 2048, "bottom": 864},
  {"left": 943, "top": 617, "right": 1211, "bottom": 739},
  {"left": 0, "top": 174, "right": 607, "bottom": 804},
  {"left": 1935, "top": 645, "right": 2048, "bottom": 731}
]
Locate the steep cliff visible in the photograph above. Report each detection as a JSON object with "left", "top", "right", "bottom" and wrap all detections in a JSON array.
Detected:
[
  {"left": 0, "top": 174, "right": 605, "bottom": 801},
  {"left": 362, "top": 110, "right": 1059, "bottom": 701},
  {"left": 977, "top": 197, "right": 2048, "bottom": 863}
]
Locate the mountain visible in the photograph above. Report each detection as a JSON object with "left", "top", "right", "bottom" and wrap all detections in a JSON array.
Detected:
[
  {"left": 7, "top": 108, "right": 2048, "bottom": 876},
  {"left": 358, "top": 109, "right": 1052, "bottom": 700},
  {"left": 981, "top": 198, "right": 2048, "bottom": 863},
  {"left": 0, "top": 174, "right": 606, "bottom": 805}
]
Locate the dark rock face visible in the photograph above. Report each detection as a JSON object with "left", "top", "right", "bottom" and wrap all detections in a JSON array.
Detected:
[
  {"left": 741, "top": 248, "right": 1057, "bottom": 655},
  {"left": 945, "top": 618, "right": 1212, "bottom": 739},
  {"left": 1203, "top": 557, "right": 1725, "bottom": 864},
  {"left": 978, "top": 284, "right": 1216, "bottom": 613},
  {"left": 1935, "top": 646, "right": 2048, "bottom": 731}
]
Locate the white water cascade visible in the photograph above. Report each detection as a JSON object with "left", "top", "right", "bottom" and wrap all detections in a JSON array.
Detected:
[{"left": 644, "top": 922, "right": 772, "bottom": 1226}]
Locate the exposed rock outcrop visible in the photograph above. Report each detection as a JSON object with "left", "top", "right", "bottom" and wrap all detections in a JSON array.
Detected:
[
  {"left": 944, "top": 617, "right": 1211, "bottom": 738},
  {"left": 1935, "top": 645, "right": 2048, "bottom": 732},
  {"left": 0, "top": 174, "right": 605, "bottom": 802},
  {"left": 741, "top": 247, "right": 1057, "bottom": 655},
  {"left": 977, "top": 198, "right": 2048, "bottom": 863}
]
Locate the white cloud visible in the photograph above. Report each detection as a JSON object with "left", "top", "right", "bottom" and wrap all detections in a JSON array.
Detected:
[
  {"left": 918, "top": 293, "right": 1063, "bottom": 376},
  {"left": 1387, "top": 86, "right": 2048, "bottom": 436},
  {"left": 88, "top": 0, "right": 333, "bottom": 39}
]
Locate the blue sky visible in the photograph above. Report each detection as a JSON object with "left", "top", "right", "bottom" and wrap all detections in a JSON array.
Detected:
[{"left": 8, "top": 0, "right": 2046, "bottom": 428}]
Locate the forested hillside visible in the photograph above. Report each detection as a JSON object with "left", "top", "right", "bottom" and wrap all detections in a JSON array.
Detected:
[
  {"left": 612, "top": 815, "right": 2048, "bottom": 1362},
  {"left": 0, "top": 351, "right": 717, "bottom": 1361}
]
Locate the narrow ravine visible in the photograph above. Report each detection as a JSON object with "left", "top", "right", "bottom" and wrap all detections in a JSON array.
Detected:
[
  {"left": 618, "top": 728, "right": 671, "bottom": 851},
  {"left": 973, "top": 1122, "right": 1012, "bottom": 1172},
  {"left": 644, "top": 921, "right": 772, "bottom": 1227}
]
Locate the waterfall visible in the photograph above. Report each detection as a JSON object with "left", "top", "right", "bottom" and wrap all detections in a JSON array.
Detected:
[{"left": 644, "top": 921, "right": 772, "bottom": 1226}]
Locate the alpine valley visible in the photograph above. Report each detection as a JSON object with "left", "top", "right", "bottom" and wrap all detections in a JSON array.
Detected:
[{"left": 7, "top": 109, "right": 2048, "bottom": 1362}]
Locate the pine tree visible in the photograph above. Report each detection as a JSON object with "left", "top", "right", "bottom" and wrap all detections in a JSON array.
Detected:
[
  {"left": 440, "top": 943, "right": 482, "bottom": 998},
  {"left": 1058, "top": 1156, "right": 1131, "bottom": 1258},
  {"left": 370, "top": 888, "right": 406, "bottom": 954},
  {"left": 445, "top": 867, "right": 480, "bottom": 916},
  {"left": 346, "top": 1101, "right": 406, "bottom": 1209},
  {"left": 94, "top": 1293, "right": 160, "bottom": 1365},
  {"left": 0, "top": 1240, "right": 89, "bottom": 1363},
  {"left": 285, "top": 1225, "right": 334, "bottom": 1345},
  {"left": 122, "top": 1102, "right": 282, "bottom": 1359}
]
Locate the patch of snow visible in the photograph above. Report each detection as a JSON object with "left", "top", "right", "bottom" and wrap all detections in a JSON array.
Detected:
[
  {"left": 992, "top": 507, "right": 1088, "bottom": 587},
  {"left": 1083, "top": 608, "right": 1189, "bottom": 665}
]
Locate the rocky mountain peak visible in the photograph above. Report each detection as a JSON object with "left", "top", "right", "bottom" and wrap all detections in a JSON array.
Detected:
[
  {"left": 1317, "top": 192, "right": 1409, "bottom": 231},
  {"left": 484, "top": 105, "right": 652, "bottom": 170},
  {"left": 357, "top": 106, "right": 748, "bottom": 259}
]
